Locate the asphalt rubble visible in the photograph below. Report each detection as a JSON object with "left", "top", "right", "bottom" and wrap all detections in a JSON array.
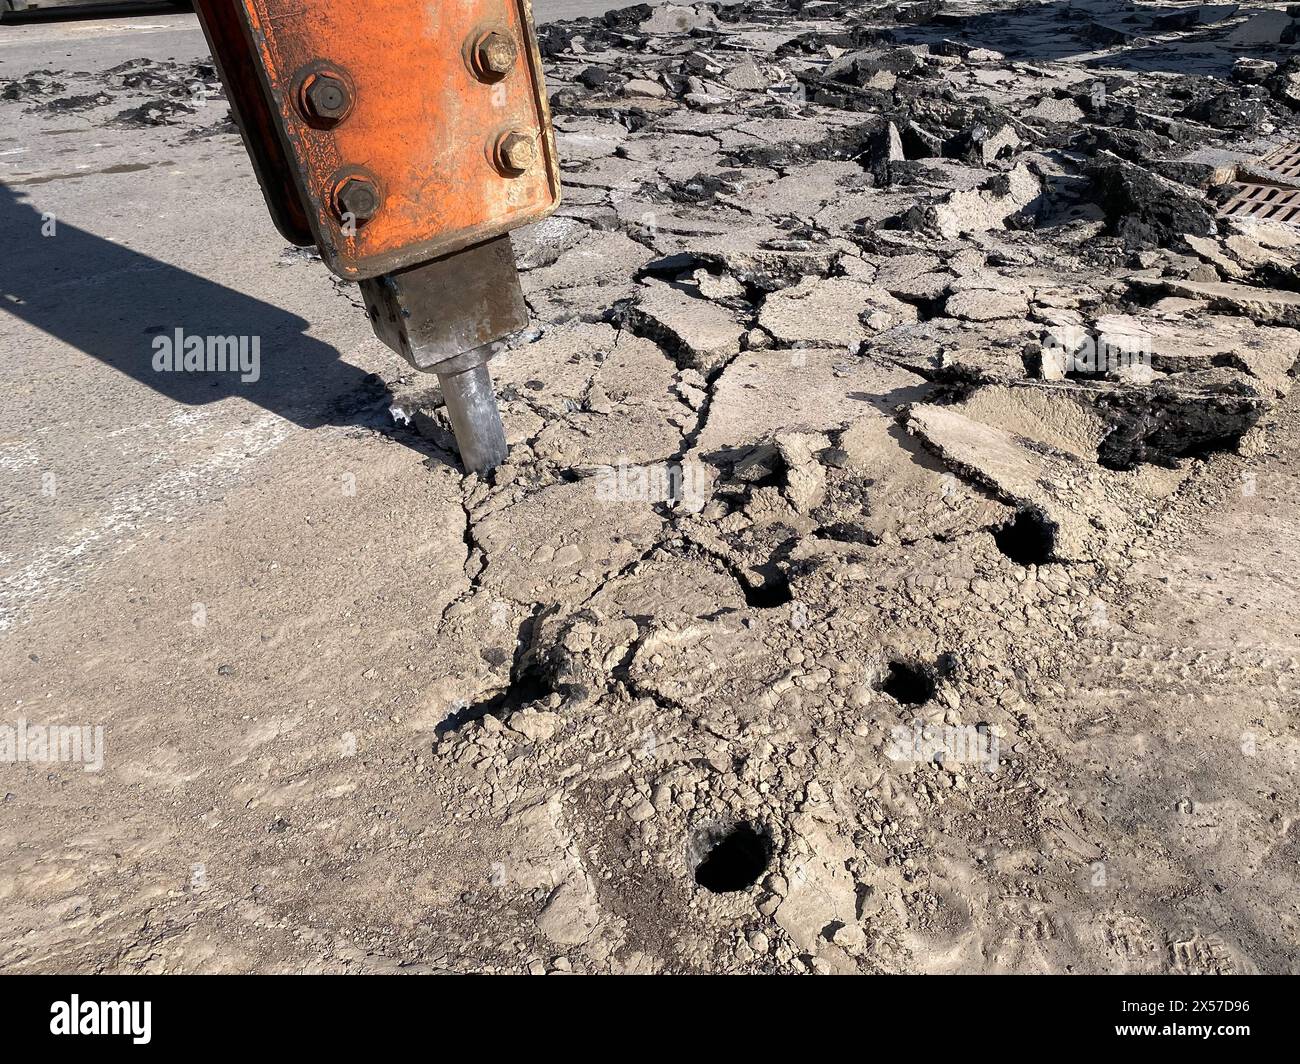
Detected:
[{"left": 391, "top": 0, "right": 1300, "bottom": 973}]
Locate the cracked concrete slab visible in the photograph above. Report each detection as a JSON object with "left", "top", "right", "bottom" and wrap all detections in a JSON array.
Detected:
[
  {"left": 759, "top": 277, "right": 921, "bottom": 348},
  {"left": 473, "top": 480, "right": 664, "bottom": 608},
  {"left": 625, "top": 278, "right": 747, "bottom": 374},
  {"left": 691, "top": 348, "right": 930, "bottom": 461}
]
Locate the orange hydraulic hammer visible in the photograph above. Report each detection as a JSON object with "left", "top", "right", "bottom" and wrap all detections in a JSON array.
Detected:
[{"left": 193, "top": 0, "right": 561, "bottom": 473}]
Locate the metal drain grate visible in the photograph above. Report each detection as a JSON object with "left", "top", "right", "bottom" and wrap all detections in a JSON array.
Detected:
[
  {"left": 1220, "top": 182, "right": 1300, "bottom": 223},
  {"left": 1258, "top": 142, "right": 1300, "bottom": 181},
  {"left": 1220, "top": 141, "right": 1300, "bottom": 224}
]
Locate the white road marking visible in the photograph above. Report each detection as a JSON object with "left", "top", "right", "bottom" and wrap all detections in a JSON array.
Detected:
[{"left": 0, "top": 411, "right": 293, "bottom": 633}]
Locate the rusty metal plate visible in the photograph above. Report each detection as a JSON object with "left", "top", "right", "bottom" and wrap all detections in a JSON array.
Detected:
[{"left": 212, "top": 0, "right": 560, "bottom": 280}]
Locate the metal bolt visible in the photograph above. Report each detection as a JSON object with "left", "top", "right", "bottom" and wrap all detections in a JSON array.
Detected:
[
  {"left": 335, "top": 178, "right": 380, "bottom": 225},
  {"left": 301, "top": 73, "right": 351, "bottom": 124},
  {"left": 494, "top": 131, "right": 536, "bottom": 176},
  {"left": 474, "top": 31, "right": 518, "bottom": 79}
]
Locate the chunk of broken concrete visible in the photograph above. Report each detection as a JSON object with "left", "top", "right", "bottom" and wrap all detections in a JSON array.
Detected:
[
  {"left": 683, "top": 225, "right": 842, "bottom": 291},
  {"left": 474, "top": 480, "right": 663, "bottom": 606},
  {"left": 625, "top": 278, "right": 746, "bottom": 375},
  {"left": 900, "top": 163, "right": 1043, "bottom": 239},
  {"left": 945, "top": 288, "right": 1029, "bottom": 322},
  {"left": 1148, "top": 279, "right": 1300, "bottom": 328},
  {"left": 622, "top": 79, "right": 667, "bottom": 99},
  {"left": 907, "top": 402, "right": 1124, "bottom": 563},
  {"left": 759, "top": 276, "right": 919, "bottom": 347},
  {"left": 640, "top": 3, "right": 720, "bottom": 35},
  {"left": 775, "top": 432, "right": 827, "bottom": 513}
]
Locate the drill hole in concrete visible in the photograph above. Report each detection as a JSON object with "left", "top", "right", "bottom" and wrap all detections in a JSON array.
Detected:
[
  {"left": 741, "top": 574, "right": 793, "bottom": 609},
  {"left": 993, "top": 508, "right": 1055, "bottom": 566},
  {"left": 881, "top": 660, "right": 935, "bottom": 706},
  {"left": 690, "top": 821, "right": 772, "bottom": 894}
]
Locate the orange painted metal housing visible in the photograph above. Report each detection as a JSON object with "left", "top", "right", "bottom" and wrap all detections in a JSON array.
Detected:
[{"left": 195, "top": 0, "right": 560, "bottom": 280}]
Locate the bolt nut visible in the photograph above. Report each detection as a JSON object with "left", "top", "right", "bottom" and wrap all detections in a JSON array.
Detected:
[
  {"left": 300, "top": 73, "right": 351, "bottom": 124},
  {"left": 335, "top": 178, "right": 381, "bottom": 225},
  {"left": 494, "top": 131, "right": 536, "bottom": 176},
  {"left": 473, "top": 31, "right": 518, "bottom": 80}
]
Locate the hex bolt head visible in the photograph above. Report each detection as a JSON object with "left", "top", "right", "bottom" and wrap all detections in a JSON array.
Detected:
[
  {"left": 301, "top": 73, "right": 351, "bottom": 124},
  {"left": 494, "top": 131, "right": 536, "bottom": 176},
  {"left": 335, "top": 178, "right": 381, "bottom": 225},
  {"left": 474, "top": 31, "right": 518, "bottom": 79}
]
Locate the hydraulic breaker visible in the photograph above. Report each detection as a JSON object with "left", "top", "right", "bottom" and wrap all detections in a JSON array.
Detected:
[{"left": 193, "top": 0, "right": 560, "bottom": 474}]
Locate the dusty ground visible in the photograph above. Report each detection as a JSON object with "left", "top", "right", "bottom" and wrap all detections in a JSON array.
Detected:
[{"left": 2, "top": 1, "right": 1300, "bottom": 974}]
